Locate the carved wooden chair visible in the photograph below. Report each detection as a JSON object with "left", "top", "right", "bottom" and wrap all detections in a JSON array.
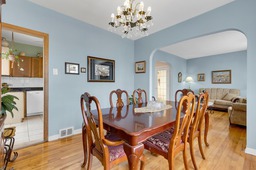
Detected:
[
  {"left": 175, "top": 89, "right": 194, "bottom": 111},
  {"left": 143, "top": 93, "right": 196, "bottom": 170},
  {"left": 189, "top": 92, "right": 209, "bottom": 170},
  {"left": 132, "top": 88, "right": 148, "bottom": 104},
  {"left": 80, "top": 92, "right": 127, "bottom": 170},
  {"left": 109, "top": 89, "right": 129, "bottom": 107}
]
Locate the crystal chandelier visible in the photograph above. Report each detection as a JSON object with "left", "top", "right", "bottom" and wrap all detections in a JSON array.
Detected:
[{"left": 108, "top": 0, "right": 153, "bottom": 38}]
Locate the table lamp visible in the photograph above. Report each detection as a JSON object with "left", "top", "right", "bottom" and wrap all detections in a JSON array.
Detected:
[{"left": 185, "top": 76, "right": 194, "bottom": 89}]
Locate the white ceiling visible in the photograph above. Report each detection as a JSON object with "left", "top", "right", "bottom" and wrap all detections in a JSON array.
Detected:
[
  {"left": 2, "top": 29, "right": 43, "bottom": 47},
  {"left": 160, "top": 31, "right": 247, "bottom": 59},
  {"left": 3, "top": 0, "right": 246, "bottom": 59},
  {"left": 29, "top": 0, "right": 234, "bottom": 38}
]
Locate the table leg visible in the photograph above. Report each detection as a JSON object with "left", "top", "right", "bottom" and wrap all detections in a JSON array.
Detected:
[
  {"left": 123, "top": 143, "right": 144, "bottom": 170},
  {"left": 204, "top": 111, "right": 210, "bottom": 147}
]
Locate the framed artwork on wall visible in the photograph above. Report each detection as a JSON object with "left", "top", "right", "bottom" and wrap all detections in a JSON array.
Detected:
[
  {"left": 81, "top": 67, "right": 86, "bottom": 73},
  {"left": 65, "top": 62, "right": 80, "bottom": 75},
  {"left": 212, "top": 70, "right": 231, "bottom": 84},
  {"left": 87, "top": 56, "right": 115, "bottom": 82},
  {"left": 135, "top": 61, "right": 146, "bottom": 73},
  {"left": 178, "top": 72, "right": 182, "bottom": 83},
  {"left": 197, "top": 73, "right": 205, "bottom": 81}
]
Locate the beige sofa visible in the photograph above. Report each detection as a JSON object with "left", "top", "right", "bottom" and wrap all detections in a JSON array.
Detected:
[
  {"left": 228, "top": 98, "right": 247, "bottom": 126},
  {"left": 199, "top": 88, "right": 240, "bottom": 111}
]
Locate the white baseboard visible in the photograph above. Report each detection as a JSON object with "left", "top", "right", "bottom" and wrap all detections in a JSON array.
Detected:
[
  {"left": 48, "top": 128, "right": 82, "bottom": 141},
  {"left": 245, "top": 147, "right": 256, "bottom": 156},
  {"left": 74, "top": 128, "right": 82, "bottom": 135},
  {"left": 48, "top": 134, "right": 59, "bottom": 141}
]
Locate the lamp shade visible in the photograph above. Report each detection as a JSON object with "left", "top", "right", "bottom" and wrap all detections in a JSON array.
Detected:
[{"left": 185, "top": 76, "right": 194, "bottom": 83}]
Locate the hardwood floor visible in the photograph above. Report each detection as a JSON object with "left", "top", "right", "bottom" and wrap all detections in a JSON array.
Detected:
[{"left": 7, "top": 111, "right": 256, "bottom": 170}]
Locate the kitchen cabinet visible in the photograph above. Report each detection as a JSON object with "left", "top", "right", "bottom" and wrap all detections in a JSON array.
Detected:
[
  {"left": 11, "top": 56, "right": 31, "bottom": 77},
  {"left": 4, "top": 92, "right": 25, "bottom": 124},
  {"left": 31, "top": 57, "right": 43, "bottom": 78}
]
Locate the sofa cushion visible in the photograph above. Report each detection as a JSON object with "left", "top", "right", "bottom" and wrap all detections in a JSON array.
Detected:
[
  {"left": 214, "top": 99, "right": 233, "bottom": 106},
  {"left": 222, "top": 93, "right": 238, "bottom": 101}
]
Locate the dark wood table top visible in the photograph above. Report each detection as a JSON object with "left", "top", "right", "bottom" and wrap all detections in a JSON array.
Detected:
[{"left": 95, "top": 101, "right": 180, "bottom": 145}]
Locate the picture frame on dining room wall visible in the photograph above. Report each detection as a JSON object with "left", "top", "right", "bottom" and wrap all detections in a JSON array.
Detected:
[
  {"left": 135, "top": 61, "right": 146, "bottom": 73},
  {"left": 197, "top": 73, "right": 205, "bottom": 81},
  {"left": 212, "top": 70, "right": 231, "bottom": 84},
  {"left": 178, "top": 72, "right": 182, "bottom": 83},
  {"left": 65, "top": 62, "right": 80, "bottom": 75},
  {"left": 87, "top": 56, "right": 115, "bottom": 82}
]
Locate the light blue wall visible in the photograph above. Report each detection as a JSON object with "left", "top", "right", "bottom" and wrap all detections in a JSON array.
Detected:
[
  {"left": 152, "top": 50, "right": 186, "bottom": 100},
  {"left": 134, "top": 0, "right": 256, "bottom": 153},
  {"left": 2, "top": 0, "right": 135, "bottom": 136},
  {"left": 187, "top": 50, "right": 247, "bottom": 96}
]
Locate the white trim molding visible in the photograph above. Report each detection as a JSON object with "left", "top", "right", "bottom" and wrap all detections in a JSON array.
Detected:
[
  {"left": 245, "top": 147, "right": 256, "bottom": 156},
  {"left": 48, "top": 128, "right": 82, "bottom": 141}
]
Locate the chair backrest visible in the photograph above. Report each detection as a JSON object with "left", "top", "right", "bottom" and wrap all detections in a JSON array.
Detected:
[
  {"left": 191, "top": 92, "right": 209, "bottom": 135},
  {"left": 80, "top": 92, "right": 108, "bottom": 162},
  {"left": 175, "top": 89, "right": 194, "bottom": 111},
  {"left": 109, "top": 89, "right": 129, "bottom": 107},
  {"left": 168, "top": 93, "right": 195, "bottom": 155},
  {"left": 133, "top": 88, "right": 148, "bottom": 104}
]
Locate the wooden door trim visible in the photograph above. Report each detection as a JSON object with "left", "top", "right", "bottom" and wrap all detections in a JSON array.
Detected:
[{"left": 2, "top": 23, "right": 49, "bottom": 141}]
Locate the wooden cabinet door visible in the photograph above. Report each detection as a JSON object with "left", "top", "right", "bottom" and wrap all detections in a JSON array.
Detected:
[
  {"left": 31, "top": 57, "right": 43, "bottom": 78},
  {"left": 11, "top": 56, "right": 31, "bottom": 77}
]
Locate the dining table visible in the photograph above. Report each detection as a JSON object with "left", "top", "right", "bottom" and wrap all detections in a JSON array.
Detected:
[{"left": 92, "top": 101, "right": 209, "bottom": 170}]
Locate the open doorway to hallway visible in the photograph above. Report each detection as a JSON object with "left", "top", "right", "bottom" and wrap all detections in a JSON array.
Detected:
[{"left": 155, "top": 61, "right": 170, "bottom": 101}]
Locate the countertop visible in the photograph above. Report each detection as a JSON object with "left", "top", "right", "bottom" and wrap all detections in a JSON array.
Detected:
[{"left": 9, "top": 87, "right": 43, "bottom": 92}]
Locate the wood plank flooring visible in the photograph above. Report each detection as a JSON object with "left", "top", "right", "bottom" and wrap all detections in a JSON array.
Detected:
[{"left": 7, "top": 111, "right": 256, "bottom": 170}]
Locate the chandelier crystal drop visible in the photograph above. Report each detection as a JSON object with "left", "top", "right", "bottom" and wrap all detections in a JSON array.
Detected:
[{"left": 108, "top": 0, "right": 153, "bottom": 38}]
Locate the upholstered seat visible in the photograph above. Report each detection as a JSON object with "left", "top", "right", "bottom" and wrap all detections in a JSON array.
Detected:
[{"left": 144, "top": 127, "right": 175, "bottom": 153}]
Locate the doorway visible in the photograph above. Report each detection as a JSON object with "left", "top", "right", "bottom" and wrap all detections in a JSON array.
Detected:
[
  {"left": 1, "top": 23, "right": 49, "bottom": 148},
  {"left": 155, "top": 61, "right": 170, "bottom": 101}
]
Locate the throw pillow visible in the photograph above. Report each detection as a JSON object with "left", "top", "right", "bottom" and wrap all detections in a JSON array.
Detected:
[{"left": 222, "top": 93, "right": 237, "bottom": 101}]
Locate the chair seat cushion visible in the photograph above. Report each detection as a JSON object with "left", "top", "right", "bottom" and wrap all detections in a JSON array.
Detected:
[
  {"left": 144, "top": 127, "right": 175, "bottom": 153},
  {"left": 105, "top": 134, "right": 126, "bottom": 161}
]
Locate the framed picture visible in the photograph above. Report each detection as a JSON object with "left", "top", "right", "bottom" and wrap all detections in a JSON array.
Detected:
[
  {"left": 65, "top": 62, "right": 79, "bottom": 75},
  {"left": 135, "top": 61, "right": 146, "bottom": 73},
  {"left": 212, "top": 70, "right": 231, "bottom": 84},
  {"left": 178, "top": 72, "right": 182, "bottom": 83},
  {"left": 81, "top": 67, "right": 86, "bottom": 73},
  {"left": 197, "top": 73, "right": 205, "bottom": 81},
  {"left": 87, "top": 56, "right": 115, "bottom": 82}
]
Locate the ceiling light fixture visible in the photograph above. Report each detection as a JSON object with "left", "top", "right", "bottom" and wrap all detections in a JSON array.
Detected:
[{"left": 108, "top": 0, "right": 153, "bottom": 38}]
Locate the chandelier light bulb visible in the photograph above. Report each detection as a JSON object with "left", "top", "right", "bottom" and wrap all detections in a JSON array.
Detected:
[
  {"left": 124, "top": 0, "right": 130, "bottom": 9},
  {"left": 117, "top": 6, "right": 121, "bottom": 15},
  {"left": 111, "top": 13, "right": 115, "bottom": 21},
  {"left": 147, "top": 6, "right": 151, "bottom": 15},
  {"left": 139, "top": 2, "right": 144, "bottom": 11}
]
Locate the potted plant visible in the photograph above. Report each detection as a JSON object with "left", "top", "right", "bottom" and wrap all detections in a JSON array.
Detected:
[{"left": 1, "top": 86, "right": 19, "bottom": 118}]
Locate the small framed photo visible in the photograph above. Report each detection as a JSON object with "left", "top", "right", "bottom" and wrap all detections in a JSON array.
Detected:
[
  {"left": 212, "top": 70, "right": 231, "bottom": 84},
  {"left": 87, "top": 56, "right": 115, "bottom": 82},
  {"left": 81, "top": 67, "right": 86, "bottom": 73},
  {"left": 65, "top": 62, "right": 79, "bottom": 75},
  {"left": 178, "top": 72, "right": 182, "bottom": 83},
  {"left": 197, "top": 73, "right": 205, "bottom": 81},
  {"left": 135, "top": 61, "right": 146, "bottom": 73}
]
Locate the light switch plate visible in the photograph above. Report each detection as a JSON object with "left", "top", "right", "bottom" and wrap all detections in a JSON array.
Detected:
[{"left": 53, "top": 68, "right": 58, "bottom": 75}]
